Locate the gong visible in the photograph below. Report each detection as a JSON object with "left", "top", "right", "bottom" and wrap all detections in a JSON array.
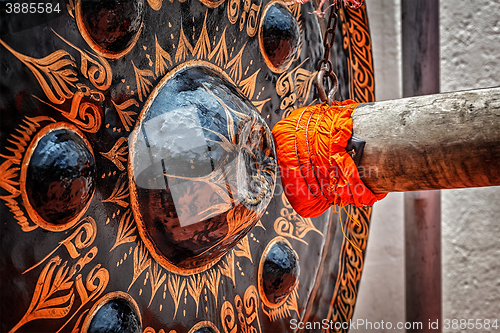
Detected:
[{"left": 0, "top": 0, "right": 374, "bottom": 332}]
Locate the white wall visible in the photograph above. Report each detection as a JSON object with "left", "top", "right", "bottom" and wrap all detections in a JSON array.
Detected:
[
  {"left": 440, "top": 1, "right": 500, "bottom": 331},
  {"left": 353, "top": 1, "right": 500, "bottom": 332}
]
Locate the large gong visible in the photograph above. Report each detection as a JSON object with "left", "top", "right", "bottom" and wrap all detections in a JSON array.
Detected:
[{"left": 0, "top": 0, "right": 374, "bottom": 332}]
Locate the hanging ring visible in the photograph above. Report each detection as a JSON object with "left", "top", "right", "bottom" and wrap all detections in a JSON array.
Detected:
[{"left": 316, "top": 67, "right": 338, "bottom": 105}]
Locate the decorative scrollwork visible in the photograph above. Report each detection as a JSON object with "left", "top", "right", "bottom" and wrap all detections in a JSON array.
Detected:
[
  {"left": 0, "top": 39, "right": 77, "bottom": 105},
  {"left": 226, "top": 42, "right": 247, "bottom": 82},
  {"left": 9, "top": 257, "right": 76, "bottom": 333},
  {"left": 239, "top": 69, "right": 261, "bottom": 99},
  {"left": 221, "top": 300, "right": 237, "bottom": 333},
  {"left": 233, "top": 236, "right": 253, "bottom": 263},
  {"left": 325, "top": 206, "right": 371, "bottom": 332},
  {"left": 9, "top": 215, "right": 108, "bottom": 333},
  {"left": 246, "top": 1, "right": 262, "bottom": 37},
  {"left": 101, "top": 137, "right": 129, "bottom": 172},
  {"left": 187, "top": 274, "right": 206, "bottom": 316},
  {"left": 340, "top": 5, "right": 374, "bottom": 103},
  {"left": 110, "top": 209, "right": 137, "bottom": 252},
  {"left": 243, "top": 285, "right": 261, "bottom": 333},
  {"left": 128, "top": 242, "right": 152, "bottom": 292},
  {"left": 54, "top": 31, "right": 113, "bottom": 92},
  {"left": 221, "top": 285, "right": 261, "bottom": 333},
  {"left": 148, "top": 263, "right": 167, "bottom": 307},
  {"left": 168, "top": 275, "right": 186, "bottom": 319},
  {"left": 274, "top": 193, "right": 323, "bottom": 244},
  {"left": 227, "top": 0, "right": 240, "bottom": 24},
  {"left": 132, "top": 61, "right": 154, "bottom": 102},
  {"left": 0, "top": 117, "right": 56, "bottom": 232}
]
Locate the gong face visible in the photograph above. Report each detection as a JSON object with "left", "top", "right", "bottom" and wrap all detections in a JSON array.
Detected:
[{"left": 0, "top": 1, "right": 374, "bottom": 332}]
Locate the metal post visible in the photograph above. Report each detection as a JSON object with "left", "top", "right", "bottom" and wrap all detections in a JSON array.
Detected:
[{"left": 402, "top": 1, "right": 442, "bottom": 332}]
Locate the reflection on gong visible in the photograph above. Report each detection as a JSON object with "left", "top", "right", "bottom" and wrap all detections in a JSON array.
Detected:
[{"left": 128, "top": 61, "right": 277, "bottom": 274}]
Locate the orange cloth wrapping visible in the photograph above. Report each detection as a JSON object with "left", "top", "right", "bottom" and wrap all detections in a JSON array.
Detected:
[{"left": 272, "top": 101, "right": 387, "bottom": 218}]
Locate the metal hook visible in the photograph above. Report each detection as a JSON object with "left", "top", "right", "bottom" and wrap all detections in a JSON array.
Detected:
[{"left": 316, "top": 67, "right": 338, "bottom": 105}]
